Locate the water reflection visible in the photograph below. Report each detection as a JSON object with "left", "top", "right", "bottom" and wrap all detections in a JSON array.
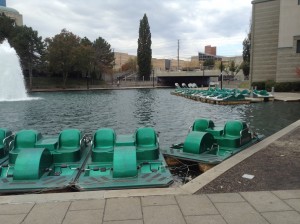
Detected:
[
  {"left": 0, "top": 89, "right": 299, "bottom": 149},
  {"left": 133, "top": 89, "right": 156, "bottom": 126}
]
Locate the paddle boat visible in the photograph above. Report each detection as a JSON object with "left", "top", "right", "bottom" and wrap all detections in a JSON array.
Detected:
[
  {"left": 76, "top": 127, "right": 173, "bottom": 190},
  {"left": 0, "top": 129, "right": 89, "bottom": 193},
  {"left": 162, "top": 119, "right": 263, "bottom": 171},
  {"left": 0, "top": 128, "right": 14, "bottom": 165}
]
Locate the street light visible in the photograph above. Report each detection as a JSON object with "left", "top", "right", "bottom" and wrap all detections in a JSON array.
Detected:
[
  {"left": 152, "top": 69, "right": 155, "bottom": 88},
  {"left": 86, "top": 74, "right": 90, "bottom": 90}
]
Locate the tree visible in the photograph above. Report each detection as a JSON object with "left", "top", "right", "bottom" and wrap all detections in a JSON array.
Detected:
[
  {"left": 137, "top": 14, "right": 152, "bottom": 80},
  {"left": 242, "top": 23, "right": 251, "bottom": 79},
  {"left": 121, "top": 57, "right": 137, "bottom": 72},
  {"left": 93, "top": 37, "right": 114, "bottom": 79},
  {"left": 45, "top": 29, "right": 81, "bottom": 88},
  {"left": 228, "top": 60, "right": 240, "bottom": 76},
  {"left": 10, "top": 25, "right": 45, "bottom": 90},
  {"left": 0, "top": 13, "right": 15, "bottom": 43},
  {"left": 77, "top": 37, "right": 95, "bottom": 78}
]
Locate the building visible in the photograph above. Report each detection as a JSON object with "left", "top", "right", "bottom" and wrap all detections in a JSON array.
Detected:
[
  {"left": 113, "top": 52, "right": 136, "bottom": 71},
  {"left": 205, "top": 45, "right": 217, "bottom": 55},
  {"left": 251, "top": 0, "right": 300, "bottom": 83},
  {"left": 0, "top": 0, "right": 23, "bottom": 26}
]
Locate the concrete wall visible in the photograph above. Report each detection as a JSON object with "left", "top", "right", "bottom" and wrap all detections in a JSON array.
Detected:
[
  {"left": 251, "top": 0, "right": 280, "bottom": 82},
  {"left": 278, "top": 0, "right": 300, "bottom": 48},
  {"left": 276, "top": 0, "right": 300, "bottom": 82}
]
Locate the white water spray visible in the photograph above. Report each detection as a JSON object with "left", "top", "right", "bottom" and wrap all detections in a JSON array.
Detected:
[{"left": 0, "top": 39, "right": 30, "bottom": 101}]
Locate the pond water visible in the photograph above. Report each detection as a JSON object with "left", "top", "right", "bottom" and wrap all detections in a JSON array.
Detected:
[{"left": 1, "top": 89, "right": 299, "bottom": 150}]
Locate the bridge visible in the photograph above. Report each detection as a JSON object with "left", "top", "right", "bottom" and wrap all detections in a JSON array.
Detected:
[{"left": 156, "top": 70, "right": 221, "bottom": 86}]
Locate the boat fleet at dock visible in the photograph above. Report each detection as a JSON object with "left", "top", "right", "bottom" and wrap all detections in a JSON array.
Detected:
[
  {"left": 172, "top": 83, "right": 274, "bottom": 104},
  {"left": 0, "top": 120, "right": 263, "bottom": 194}
]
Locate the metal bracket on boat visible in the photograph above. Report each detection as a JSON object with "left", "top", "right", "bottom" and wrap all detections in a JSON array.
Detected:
[
  {"left": 8, "top": 140, "right": 14, "bottom": 152},
  {"left": 3, "top": 134, "right": 14, "bottom": 153},
  {"left": 4, "top": 164, "right": 11, "bottom": 178},
  {"left": 84, "top": 167, "right": 111, "bottom": 172}
]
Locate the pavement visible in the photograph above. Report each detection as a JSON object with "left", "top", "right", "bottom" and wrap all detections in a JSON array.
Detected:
[
  {"left": 1, "top": 190, "right": 300, "bottom": 224},
  {"left": 1, "top": 116, "right": 299, "bottom": 224},
  {"left": 273, "top": 92, "right": 300, "bottom": 102}
]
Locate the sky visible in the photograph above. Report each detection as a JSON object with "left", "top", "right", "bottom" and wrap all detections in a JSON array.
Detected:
[{"left": 8, "top": 0, "right": 253, "bottom": 59}]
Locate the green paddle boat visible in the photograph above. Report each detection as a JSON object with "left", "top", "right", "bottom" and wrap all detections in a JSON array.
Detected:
[
  {"left": 162, "top": 119, "right": 263, "bottom": 168},
  {"left": 0, "top": 129, "right": 90, "bottom": 194},
  {"left": 76, "top": 127, "right": 173, "bottom": 190}
]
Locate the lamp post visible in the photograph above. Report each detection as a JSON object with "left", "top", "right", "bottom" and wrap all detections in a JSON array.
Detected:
[
  {"left": 152, "top": 69, "right": 155, "bottom": 88},
  {"left": 220, "top": 61, "right": 223, "bottom": 90},
  {"left": 86, "top": 73, "right": 90, "bottom": 90}
]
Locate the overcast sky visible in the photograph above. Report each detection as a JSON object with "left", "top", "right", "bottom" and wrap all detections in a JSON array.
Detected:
[{"left": 9, "top": 0, "right": 252, "bottom": 59}]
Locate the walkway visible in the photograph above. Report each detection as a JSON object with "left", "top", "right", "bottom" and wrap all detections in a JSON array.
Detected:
[{"left": 1, "top": 190, "right": 300, "bottom": 224}]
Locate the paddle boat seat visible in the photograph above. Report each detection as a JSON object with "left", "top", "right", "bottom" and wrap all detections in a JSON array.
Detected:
[
  {"left": 216, "top": 120, "right": 252, "bottom": 148},
  {"left": 53, "top": 129, "right": 83, "bottom": 163},
  {"left": 192, "top": 119, "right": 223, "bottom": 137},
  {"left": 92, "top": 128, "right": 115, "bottom": 162},
  {"left": 135, "top": 127, "right": 159, "bottom": 160},
  {"left": 0, "top": 128, "right": 13, "bottom": 159},
  {"left": 9, "top": 130, "right": 42, "bottom": 164}
]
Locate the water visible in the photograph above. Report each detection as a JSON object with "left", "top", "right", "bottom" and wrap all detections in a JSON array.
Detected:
[
  {"left": 0, "top": 89, "right": 299, "bottom": 149},
  {"left": 0, "top": 40, "right": 29, "bottom": 101}
]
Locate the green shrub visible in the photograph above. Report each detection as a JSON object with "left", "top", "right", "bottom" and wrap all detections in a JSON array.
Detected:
[
  {"left": 275, "top": 82, "right": 300, "bottom": 92},
  {"left": 265, "top": 80, "right": 276, "bottom": 91},
  {"left": 252, "top": 81, "right": 300, "bottom": 92},
  {"left": 251, "top": 82, "right": 265, "bottom": 90}
]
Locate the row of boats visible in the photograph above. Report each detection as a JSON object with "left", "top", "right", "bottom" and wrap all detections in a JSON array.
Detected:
[
  {"left": 173, "top": 84, "right": 273, "bottom": 104},
  {"left": 0, "top": 119, "right": 263, "bottom": 194}
]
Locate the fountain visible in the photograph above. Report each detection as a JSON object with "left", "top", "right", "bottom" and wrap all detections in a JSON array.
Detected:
[{"left": 0, "top": 39, "right": 29, "bottom": 101}]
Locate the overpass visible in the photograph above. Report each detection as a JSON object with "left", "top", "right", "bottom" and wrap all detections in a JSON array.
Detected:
[{"left": 156, "top": 70, "right": 221, "bottom": 86}]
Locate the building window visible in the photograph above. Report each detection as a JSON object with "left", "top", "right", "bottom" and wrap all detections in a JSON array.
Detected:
[
  {"left": 297, "top": 40, "right": 300, "bottom": 53},
  {"left": 299, "top": 0, "right": 300, "bottom": 5}
]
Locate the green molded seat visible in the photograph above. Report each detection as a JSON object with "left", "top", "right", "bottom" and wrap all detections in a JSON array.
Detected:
[
  {"left": 135, "top": 127, "right": 159, "bottom": 160},
  {"left": 0, "top": 128, "right": 13, "bottom": 159},
  {"left": 9, "top": 130, "right": 42, "bottom": 164},
  {"left": 53, "top": 129, "right": 82, "bottom": 163},
  {"left": 192, "top": 119, "right": 215, "bottom": 132},
  {"left": 183, "top": 131, "right": 214, "bottom": 154},
  {"left": 92, "top": 128, "right": 115, "bottom": 162},
  {"left": 217, "top": 120, "right": 251, "bottom": 148},
  {"left": 192, "top": 119, "right": 223, "bottom": 137}
]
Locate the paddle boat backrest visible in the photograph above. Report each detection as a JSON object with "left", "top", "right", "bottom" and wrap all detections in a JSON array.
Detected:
[
  {"left": 58, "top": 129, "right": 81, "bottom": 149},
  {"left": 9, "top": 130, "right": 42, "bottom": 164},
  {"left": 93, "top": 128, "right": 115, "bottom": 150},
  {"left": 135, "top": 127, "right": 159, "bottom": 160},
  {"left": 136, "top": 127, "right": 157, "bottom": 147},
  {"left": 192, "top": 119, "right": 215, "bottom": 132},
  {"left": 217, "top": 120, "right": 251, "bottom": 148},
  {"left": 14, "top": 130, "right": 41, "bottom": 149},
  {"left": 223, "top": 120, "right": 244, "bottom": 137},
  {"left": 53, "top": 129, "right": 83, "bottom": 163},
  {"left": 91, "top": 128, "right": 115, "bottom": 162}
]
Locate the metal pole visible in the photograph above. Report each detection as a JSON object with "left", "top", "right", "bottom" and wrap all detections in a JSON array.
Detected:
[
  {"left": 220, "top": 61, "right": 223, "bottom": 89},
  {"left": 177, "top": 39, "right": 180, "bottom": 70},
  {"left": 152, "top": 70, "right": 154, "bottom": 88}
]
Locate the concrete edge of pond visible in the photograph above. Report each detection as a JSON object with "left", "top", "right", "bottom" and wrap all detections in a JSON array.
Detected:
[{"left": 0, "top": 119, "right": 299, "bottom": 204}]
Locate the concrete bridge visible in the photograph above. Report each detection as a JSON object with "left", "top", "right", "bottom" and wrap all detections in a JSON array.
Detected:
[{"left": 156, "top": 70, "right": 221, "bottom": 86}]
